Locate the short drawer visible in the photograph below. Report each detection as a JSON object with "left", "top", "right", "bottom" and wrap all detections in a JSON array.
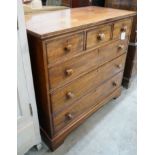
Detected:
[
  {"left": 46, "top": 32, "right": 84, "bottom": 64},
  {"left": 48, "top": 49, "right": 99, "bottom": 89},
  {"left": 53, "top": 72, "right": 123, "bottom": 133},
  {"left": 51, "top": 54, "right": 127, "bottom": 115},
  {"left": 86, "top": 24, "right": 112, "bottom": 49},
  {"left": 113, "top": 18, "right": 132, "bottom": 40}
]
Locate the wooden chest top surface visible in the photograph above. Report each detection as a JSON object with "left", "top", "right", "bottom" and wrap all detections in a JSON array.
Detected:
[{"left": 25, "top": 6, "right": 136, "bottom": 38}]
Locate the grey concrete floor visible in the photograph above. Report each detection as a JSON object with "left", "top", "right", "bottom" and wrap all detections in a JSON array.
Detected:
[{"left": 26, "top": 79, "right": 137, "bottom": 155}]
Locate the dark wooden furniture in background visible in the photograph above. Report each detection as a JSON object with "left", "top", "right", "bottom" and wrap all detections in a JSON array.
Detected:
[
  {"left": 41, "top": 0, "right": 47, "bottom": 5},
  {"left": 105, "top": 0, "right": 137, "bottom": 88},
  {"left": 62, "top": 0, "right": 91, "bottom": 7},
  {"left": 92, "top": 0, "right": 104, "bottom": 6},
  {"left": 26, "top": 6, "right": 135, "bottom": 150}
]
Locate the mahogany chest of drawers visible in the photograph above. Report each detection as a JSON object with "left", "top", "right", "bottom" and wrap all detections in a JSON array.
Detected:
[{"left": 26, "top": 6, "right": 135, "bottom": 150}]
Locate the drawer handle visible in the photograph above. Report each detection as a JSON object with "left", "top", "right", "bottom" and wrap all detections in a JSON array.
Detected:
[
  {"left": 112, "top": 81, "right": 118, "bottom": 87},
  {"left": 64, "top": 44, "right": 72, "bottom": 52},
  {"left": 65, "top": 113, "right": 73, "bottom": 120},
  {"left": 118, "top": 45, "right": 125, "bottom": 50},
  {"left": 97, "top": 32, "right": 105, "bottom": 41},
  {"left": 116, "top": 64, "right": 122, "bottom": 69},
  {"left": 65, "top": 69, "right": 73, "bottom": 76},
  {"left": 66, "top": 92, "right": 75, "bottom": 99},
  {"left": 121, "top": 26, "right": 128, "bottom": 32}
]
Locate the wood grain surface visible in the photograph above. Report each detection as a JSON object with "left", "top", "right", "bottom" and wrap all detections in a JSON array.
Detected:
[{"left": 25, "top": 6, "right": 136, "bottom": 38}]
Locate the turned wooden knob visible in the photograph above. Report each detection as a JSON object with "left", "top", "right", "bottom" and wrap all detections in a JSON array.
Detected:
[
  {"left": 65, "top": 69, "right": 73, "bottom": 76},
  {"left": 64, "top": 44, "right": 72, "bottom": 52},
  {"left": 65, "top": 113, "right": 73, "bottom": 120},
  {"left": 112, "top": 81, "right": 117, "bottom": 87},
  {"left": 116, "top": 64, "right": 122, "bottom": 69},
  {"left": 118, "top": 44, "right": 125, "bottom": 50},
  {"left": 66, "top": 92, "right": 75, "bottom": 99},
  {"left": 97, "top": 32, "right": 105, "bottom": 41},
  {"left": 121, "top": 26, "right": 127, "bottom": 32}
]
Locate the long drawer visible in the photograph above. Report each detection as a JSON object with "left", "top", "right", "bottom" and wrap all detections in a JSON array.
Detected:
[
  {"left": 48, "top": 49, "right": 98, "bottom": 90},
  {"left": 98, "top": 39, "right": 128, "bottom": 66},
  {"left": 53, "top": 72, "right": 123, "bottom": 133},
  {"left": 50, "top": 54, "right": 126, "bottom": 115},
  {"left": 48, "top": 39, "right": 128, "bottom": 90}
]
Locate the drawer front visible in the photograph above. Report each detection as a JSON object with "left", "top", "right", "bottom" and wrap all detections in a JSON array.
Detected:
[
  {"left": 53, "top": 72, "right": 123, "bottom": 133},
  {"left": 98, "top": 39, "right": 128, "bottom": 66},
  {"left": 48, "top": 39, "right": 127, "bottom": 90},
  {"left": 46, "top": 32, "right": 84, "bottom": 64},
  {"left": 48, "top": 49, "right": 99, "bottom": 89},
  {"left": 86, "top": 24, "right": 112, "bottom": 49},
  {"left": 51, "top": 54, "right": 126, "bottom": 115},
  {"left": 113, "top": 18, "right": 132, "bottom": 40}
]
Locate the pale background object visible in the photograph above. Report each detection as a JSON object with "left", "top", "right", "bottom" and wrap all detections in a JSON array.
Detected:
[
  {"left": 31, "top": 0, "right": 42, "bottom": 9},
  {"left": 17, "top": 0, "right": 41, "bottom": 154}
]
